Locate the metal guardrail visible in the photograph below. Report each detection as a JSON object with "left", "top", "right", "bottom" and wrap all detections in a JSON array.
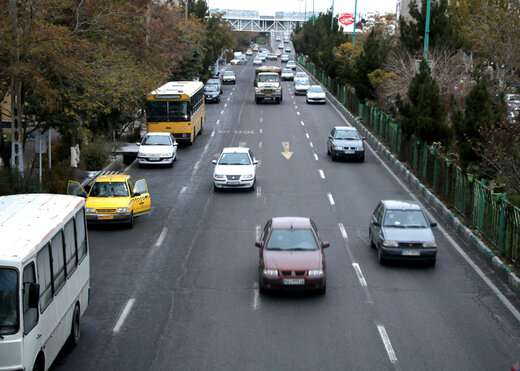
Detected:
[{"left": 298, "top": 55, "right": 520, "bottom": 268}]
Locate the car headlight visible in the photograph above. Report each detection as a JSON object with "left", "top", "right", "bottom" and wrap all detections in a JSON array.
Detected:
[
  {"left": 334, "top": 145, "right": 343, "bottom": 150},
  {"left": 116, "top": 207, "right": 130, "bottom": 213},
  {"left": 214, "top": 173, "right": 225, "bottom": 180},
  {"left": 308, "top": 269, "right": 324, "bottom": 277},
  {"left": 356, "top": 146, "right": 364, "bottom": 151},
  {"left": 263, "top": 269, "right": 278, "bottom": 277},
  {"left": 382, "top": 240, "right": 399, "bottom": 247},
  {"left": 255, "top": 87, "right": 262, "bottom": 93},
  {"left": 242, "top": 174, "right": 254, "bottom": 180},
  {"left": 161, "top": 153, "right": 173, "bottom": 158},
  {"left": 86, "top": 208, "right": 96, "bottom": 214},
  {"left": 423, "top": 241, "right": 437, "bottom": 248}
]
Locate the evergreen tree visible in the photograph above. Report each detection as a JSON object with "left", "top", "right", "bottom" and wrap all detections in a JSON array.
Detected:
[
  {"left": 397, "top": 61, "right": 451, "bottom": 144},
  {"left": 191, "top": 0, "right": 209, "bottom": 21}
]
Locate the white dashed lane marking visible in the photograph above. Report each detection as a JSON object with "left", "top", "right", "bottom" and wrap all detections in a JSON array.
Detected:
[
  {"left": 113, "top": 298, "right": 135, "bottom": 334},
  {"left": 377, "top": 324, "right": 398, "bottom": 364},
  {"left": 318, "top": 169, "right": 325, "bottom": 179},
  {"left": 327, "top": 193, "right": 335, "bottom": 206}
]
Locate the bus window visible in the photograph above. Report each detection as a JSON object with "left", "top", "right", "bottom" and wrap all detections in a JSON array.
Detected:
[
  {"left": 0, "top": 268, "right": 18, "bottom": 336},
  {"left": 146, "top": 101, "right": 168, "bottom": 122},
  {"left": 50, "top": 231, "right": 66, "bottom": 293},
  {"left": 167, "top": 101, "right": 189, "bottom": 121},
  {"left": 76, "top": 209, "right": 87, "bottom": 262},
  {"left": 37, "top": 245, "right": 53, "bottom": 312},
  {"left": 64, "top": 219, "right": 78, "bottom": 277},
  {"left": 23, "top": 263, "right": 38, "bottom": 335}
]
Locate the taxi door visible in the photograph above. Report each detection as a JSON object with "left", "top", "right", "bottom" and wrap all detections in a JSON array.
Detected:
[
  {"left": 132, "top": 179, "right": 152, "bottom": 215},
  {"left": 67, "top": 180, "right": 87, "bottom": 197}
]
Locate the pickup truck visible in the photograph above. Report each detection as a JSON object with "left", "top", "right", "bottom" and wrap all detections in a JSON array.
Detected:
[{"left": 254, "top": 66, "right": 282, "bottom": 104}]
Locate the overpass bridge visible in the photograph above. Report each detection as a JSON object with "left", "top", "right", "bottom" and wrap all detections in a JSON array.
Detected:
[{"left": 210, "top": 9, "right": 316, "bottom": 32}]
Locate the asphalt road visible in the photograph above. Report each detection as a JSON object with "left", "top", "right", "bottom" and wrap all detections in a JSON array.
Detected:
[{"left": 52, "top": 40, "right": 520, "bottom": 371}]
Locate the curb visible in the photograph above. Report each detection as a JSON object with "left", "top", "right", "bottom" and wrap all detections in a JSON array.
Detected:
[{"left": 298, "top": 61, "right": 520, "bottom": 294}]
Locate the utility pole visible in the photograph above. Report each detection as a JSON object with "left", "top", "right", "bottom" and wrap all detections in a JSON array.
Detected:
[
  {"left": 352, "top": 0, "right": 359, "bottom": 47},
  {"left": 185, "top": 0, "right": 189, "bottom": 21},
  {"left": 423, "top": 0, "right": 431, "bottom": 60},
  {"left": 304, "top": 0, "right": 307, "bottom": 20},
  {"left": 330, "top": 0, "right": 335, "bottom": 30}
]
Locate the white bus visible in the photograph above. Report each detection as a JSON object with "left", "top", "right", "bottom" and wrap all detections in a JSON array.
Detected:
[{"left": 0, "top": 194, "right": 90, "bottom": 371}]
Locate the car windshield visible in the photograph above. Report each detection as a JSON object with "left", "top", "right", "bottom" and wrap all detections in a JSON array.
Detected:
[
  {"left": 205, "top": 85, "right": 218, "bottom": 92},
  {"left": 218, "top": 152, "right": 251, "bottom": 165},
  {"left": 0, "top": 268, "right": 19, "bottom": 335},
  {"left": 335, "top": 130, "right": 360, "bottom": 140},
  {"left": 282, "top": 69, "right": 292, "bottom": 73},
  {"left": 383, "top": 209, "right": 428, "bottom": 228},
  {"left": 207, "top": 79, "right": 219, "bottom": 85},
  {"left": 267, "top": 229, "right": 318, "bottom": 251},
  {"left": 258, "top": 75, "right": 279, "bottom": 82},
  {"left": 224, "top": 72, "right": 234, "bottom": 76},
  {"left": 309, "top": 86, "right": 323, "bottom": 93},
  {"left": 296, "top": 78, "right": 310, "bottom": 85},
  {"left": 142, "top": 135, "right": 171, "bottom": 146},
  {"left": 89, "top": 182, "right": 129, "bottom": 197}
]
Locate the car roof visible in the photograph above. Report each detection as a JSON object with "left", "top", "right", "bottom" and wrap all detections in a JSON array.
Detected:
[
  {"left": 221, "top": 147, "right": 250, "bottom": 153},
  {"left": 334, "top": 126, "right": 357, "bottom": 131},
  {"left": 382, "top": 200, "right": 422, "bottom": 210},
  {"left": 309, "top": 85, "right": 322, "bottom": 89},
  {"left": 271, "top": 217, "right": 312, "bottom": 229},
  {"left": 224, "top": 70, "right": 235, "bottom": 74},
  {"left": 145, "top": 132, "right": 171, "bottom": 136},
  {"left": 95, "top": 174, "right": 130, "bottom": 183}
]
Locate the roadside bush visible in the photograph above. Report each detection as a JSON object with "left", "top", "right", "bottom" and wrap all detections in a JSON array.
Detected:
[
  {"left": 80, "top": 139, "right": 112, "bottom": 171},
  {"left": 0, "top": 170, "right": 40, "bottom": 196}
]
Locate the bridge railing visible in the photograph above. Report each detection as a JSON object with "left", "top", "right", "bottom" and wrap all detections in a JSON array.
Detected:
[{"left": 298, "top": 55, "right": 520, "bottom": 269}]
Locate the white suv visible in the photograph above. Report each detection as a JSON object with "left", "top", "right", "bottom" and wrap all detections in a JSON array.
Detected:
[
  {"left": 137, "top": 132, "right": 177, "bottom": 167},
  {"left": 212, "top": 147, "right": 258, "bottom": 191}
]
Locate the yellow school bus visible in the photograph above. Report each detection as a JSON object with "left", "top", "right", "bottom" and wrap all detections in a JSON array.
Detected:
[{"left": 146, "top": 81, "right": 205, "bottom": 144}]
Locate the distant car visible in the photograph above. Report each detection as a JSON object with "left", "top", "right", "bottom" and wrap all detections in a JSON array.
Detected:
[
  {"left": 286, "top": 60, "right": 297, "bottom": 70},
  {"left": 253, "top": 46, "right": 259, "bottom": 52},
  {"left": 137, "top": 132, "right": 177, "bottom": 167},
  {"left": 204, "top": 84, "right": 220, "bottom": 103},
  {"left": 294, "top": 77, "right": 311, "bottom": 95},
  {"left": 259, "top": 53, "right": 267, "bottom": 61},
  {"left": 369, "top": 200, "right": 438, "bottom": 266},
  {"left": 206, "top": 78, "right": 222, "bottom": 94},
  {"left": 246, "top": 49, "right": 253, "bottom": 56},
  {"left": 327, "top": 126, "right": 365, "bottom": 162},
  {"left": 306, "top": 85, "right": 326, "bottom": 104},
  {"left": 222, "top": 70, "right": 236, "bottom": 84},
  {"left": 285, "top": 47, "right": 292, "bottom": 53},
  {"left": 284, "top": 39, "right": 289, "bottom": 43},
  {"left": 278, "top": 43, "right": 284, "bottom": 49},
  {"left": 281, "top": 54, "right": 289, "bottom": 63},
  {"left": 253, "top": 57, "right": 263, "bottom": 66},
  {"left": 281, "top": 68, "right": 294, "bottom": 81},
  {"left": 230, "top": 59, "right": 240, "bottom": 65},
  {"left": 276, "top": 50, "right": 282, "bottom": 57},
  {"left": 267, "top": 53, "right": 278, "bottom": 60},
  {"left": 212, "top": 147, "right": 258, "bottom": 191},
  {"left": 256, "top": 217, "right": 329, "bottom": 295},
  {"left": 276, "top": 36, "right": 281, "bottom": 41},
  {"left": 294, "top": 72, "right": 308, "bottom": 80}
]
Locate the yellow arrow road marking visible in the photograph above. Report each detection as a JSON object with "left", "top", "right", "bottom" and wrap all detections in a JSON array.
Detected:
[{"left": 281, "top": 141, "right": 293, "bottom": 160}]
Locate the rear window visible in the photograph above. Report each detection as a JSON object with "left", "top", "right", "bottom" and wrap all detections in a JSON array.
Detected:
[{"left": 267, "top": 229, "right": 318, "bottom": 251}]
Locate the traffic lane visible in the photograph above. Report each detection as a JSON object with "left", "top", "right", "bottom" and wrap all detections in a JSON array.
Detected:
[
  {"left": 293, "top": 84, "right": 520, "bottom": 368},
  {"left": 147, "top": 91, "right": 390, "bottom": 370},
  {"left": 52, "top": 75, "right": 236, "bottom": 370}
]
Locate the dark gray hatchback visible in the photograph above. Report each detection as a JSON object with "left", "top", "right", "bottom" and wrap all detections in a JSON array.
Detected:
[{"left": 369, "top": 200, "right": 438, "bottom": 266}]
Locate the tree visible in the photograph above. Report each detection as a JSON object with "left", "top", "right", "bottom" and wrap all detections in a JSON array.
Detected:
[
  {"left": 399, "top": 0, "right": 463, "bottom": 54},
  {"left": 191, "top": 0, "right": 209, "bottom": 21},
  {"left": 397, "top": 61, "right": 451, "bottom": 144},
  {"left": 453, "top": 79, "right": 504, "bottom": 167}
]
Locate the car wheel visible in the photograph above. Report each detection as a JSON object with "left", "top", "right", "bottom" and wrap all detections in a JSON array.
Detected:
[
  {"left": 213, "top": 184, "right": 220, "bottom": 192},
  {"left": 359, "top": 154, "right": 365, "bottom": 163},
  {"left": 127, "top": 213, "right": 134, "bottom": 229},
  {"left": 327, "top": 146, "right": 331, "bottom": 155},
  {"left": 331, "top": 152, "right": 337, "bottom": 162},
  {"left": 427, "top": 259, "right": 437, "bottom": 268},
  {"left": 317, "top": 284, "right": 326, "bottom": 295},
  {"left": 250, "top": 180, "right": 256, "bottom": 192},
  {"left": 377, "top": 247, "right": 386, "bottom": 265},
  {"left": 255, "top": 98, "right": 260, "bottom": 104},
  {"left": 369, "top": 230, "right": 376, "bottom": 249}
]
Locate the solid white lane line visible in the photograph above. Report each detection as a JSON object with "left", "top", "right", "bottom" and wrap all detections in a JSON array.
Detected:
[
  {"left": 113, "top": 298, "right": 135, "bottom": 334},
  {"left": 305, "top": 133, "right": 310, "bottom": 139},
  {"left": 259, "top": 128, "right": 263, "bottom": 134},
  {"left": 314, "top": 153, "right": 319, "bottom": 161},
  {"left": 256, "top": 185, "right": 262, "bottom": 198},
  {"left": 327, "top": 193, "right": 335, "bottom": 206},
  {"left": 296, "top": 111, "right": 301, "bottom": 116},
  {"left": 300, "top": 120, "right": 305, "bottom": 126},
  {"left": 154, "top": 227, "right": 168, "bottom": 248},
  {"left": 216, "top": 119, "right": 220, "bottom": 125},
  {"left": 338, "top": 223, "right": 348, "bottom": 240},
  {"left": 352, "top": 263, "right": 367, "bottom": 287},
  {"left": 211, "top": 130, "right": 215, "bottom": 137},
  {"left": 377, "top": 325, "right": 398, "bottom": 364},
  {"left": 318, "top": 169, "right": 325, "bottom": 179},
  {"left": 309, "top": 141, "right": 314, "bottom": 148},
  {"left": 255, "top": 225, "right": 261, "bottom": 241},
  {"left": 180, "top": 186, "right": 188, "bottom": 194},
  {"left": 258, "top": 141, "right": 263, "bottom": 149}
]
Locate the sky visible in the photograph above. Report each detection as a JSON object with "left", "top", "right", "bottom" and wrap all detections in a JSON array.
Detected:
[{"left": 207, "top": 0, "right": 398, "bottom": 15}]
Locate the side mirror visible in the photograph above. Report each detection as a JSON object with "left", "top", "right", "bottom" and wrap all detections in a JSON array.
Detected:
[
  {"left": 253, "top": 160, "right": 259, "bottom": 165},
  {"left": 26, "top": 282, "right": 40, "bottom": 308},
  {"left": 321, "top": 241, "right": 330, "bottom": 249},
  {"left": 372, "top": 221, "right": 381, "bottom": 227},
  {"left": 212, "top": 159, "right": 217, "bottom": 165},
  {"left": 79, "top": 191, "right": 87, "bottom": 198},
  {"left": 362, "top": 137, "right": 366, "bottom": 141},
  {"left": 430, "top": 222, "right": 438, "bottom": 227},
  {"left": 136, "top": 142, "right": 141, "bottom": 146},
  {"left": 133, "top": 192, "right": 141, "bottom": 197},
  {"left": 255, "top": 240, "right": 263, "bottom": 248}
]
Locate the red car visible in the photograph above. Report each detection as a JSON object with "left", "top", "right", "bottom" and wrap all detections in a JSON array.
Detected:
[{"left": 256, "top": 217, "right": 329, "bottom": 295}]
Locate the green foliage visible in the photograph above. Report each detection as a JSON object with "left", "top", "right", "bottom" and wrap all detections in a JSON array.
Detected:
[
  {"left": 397, "top": 61, "right": 451, "bottom": 144},
  {"left": 191, "top": 0, "right": 209, "bottom": 20},
  {"left": 80, "top": 139, "right": 111, "bottom": 171},
  {"left": 399, "top": 0, "right": 463, "bottom": 53}
]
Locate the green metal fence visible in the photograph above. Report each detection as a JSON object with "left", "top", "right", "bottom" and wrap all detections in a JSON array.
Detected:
[{"left": 298, "top": 56, "right": 520, "bottom": 268}]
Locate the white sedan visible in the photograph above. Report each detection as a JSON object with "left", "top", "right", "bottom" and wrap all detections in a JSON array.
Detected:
[
  {"left": 306, "top": 85, "right": 326, "bottom": 104},
  {"left": 212, "top": 147, "right": 258, "bottom": 191},
  {"left": 137, "top": 132, "right": 177, "bottom": 167}
]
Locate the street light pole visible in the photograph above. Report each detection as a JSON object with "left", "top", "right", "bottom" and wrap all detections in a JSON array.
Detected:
[
  {"left": 352, "top": 0, "right": 358, "bottom": 47},
  {"left": 423, "top": 0, "right": 431, "bottom": 60}
]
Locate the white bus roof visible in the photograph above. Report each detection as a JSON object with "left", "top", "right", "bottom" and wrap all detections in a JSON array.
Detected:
[
  {"left": 148, "top": 81, "right": 204, "bottom": 98},
  {"left": 0, "top": 194, "right": 84, "bottom": 264}
]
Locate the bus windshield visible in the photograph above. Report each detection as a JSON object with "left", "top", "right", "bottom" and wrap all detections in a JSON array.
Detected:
[
  {"left": 146, "top": 101, "right": 190, "bottom": 122},
  {"left": 0, "top": 268, "right": 19, "bottom": 335}
]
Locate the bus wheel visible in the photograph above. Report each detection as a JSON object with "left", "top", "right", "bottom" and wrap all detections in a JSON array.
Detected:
[
  {"left": 68, "top": 304, "right": 81, "bottom": 347},
  {"left": 32, "top": 353, "right": 45, "bottom": 371}
]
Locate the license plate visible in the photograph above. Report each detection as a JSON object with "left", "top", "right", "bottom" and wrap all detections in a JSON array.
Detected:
[
  {"left": 283, "top": 278, "right": 305, "bottom": 285},
  {"left": 227, "top": 181, "right": 240, "bottom": 185},
  {"left": 149, "top": 157, "right": 160, "bottom": 161},
  {"left": 402, "top": 250, "right": 420, "bottom": 256},
  {"left": 344, "top": 150, "right": 355, "bottom": 154},
  {"left": 98, "top": 215, "right": 114, "bottom": 220}
]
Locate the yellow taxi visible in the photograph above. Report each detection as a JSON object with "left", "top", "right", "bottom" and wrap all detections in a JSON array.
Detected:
[{"left": 67, "top": 173, "right": 151, "bottom": 228}]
